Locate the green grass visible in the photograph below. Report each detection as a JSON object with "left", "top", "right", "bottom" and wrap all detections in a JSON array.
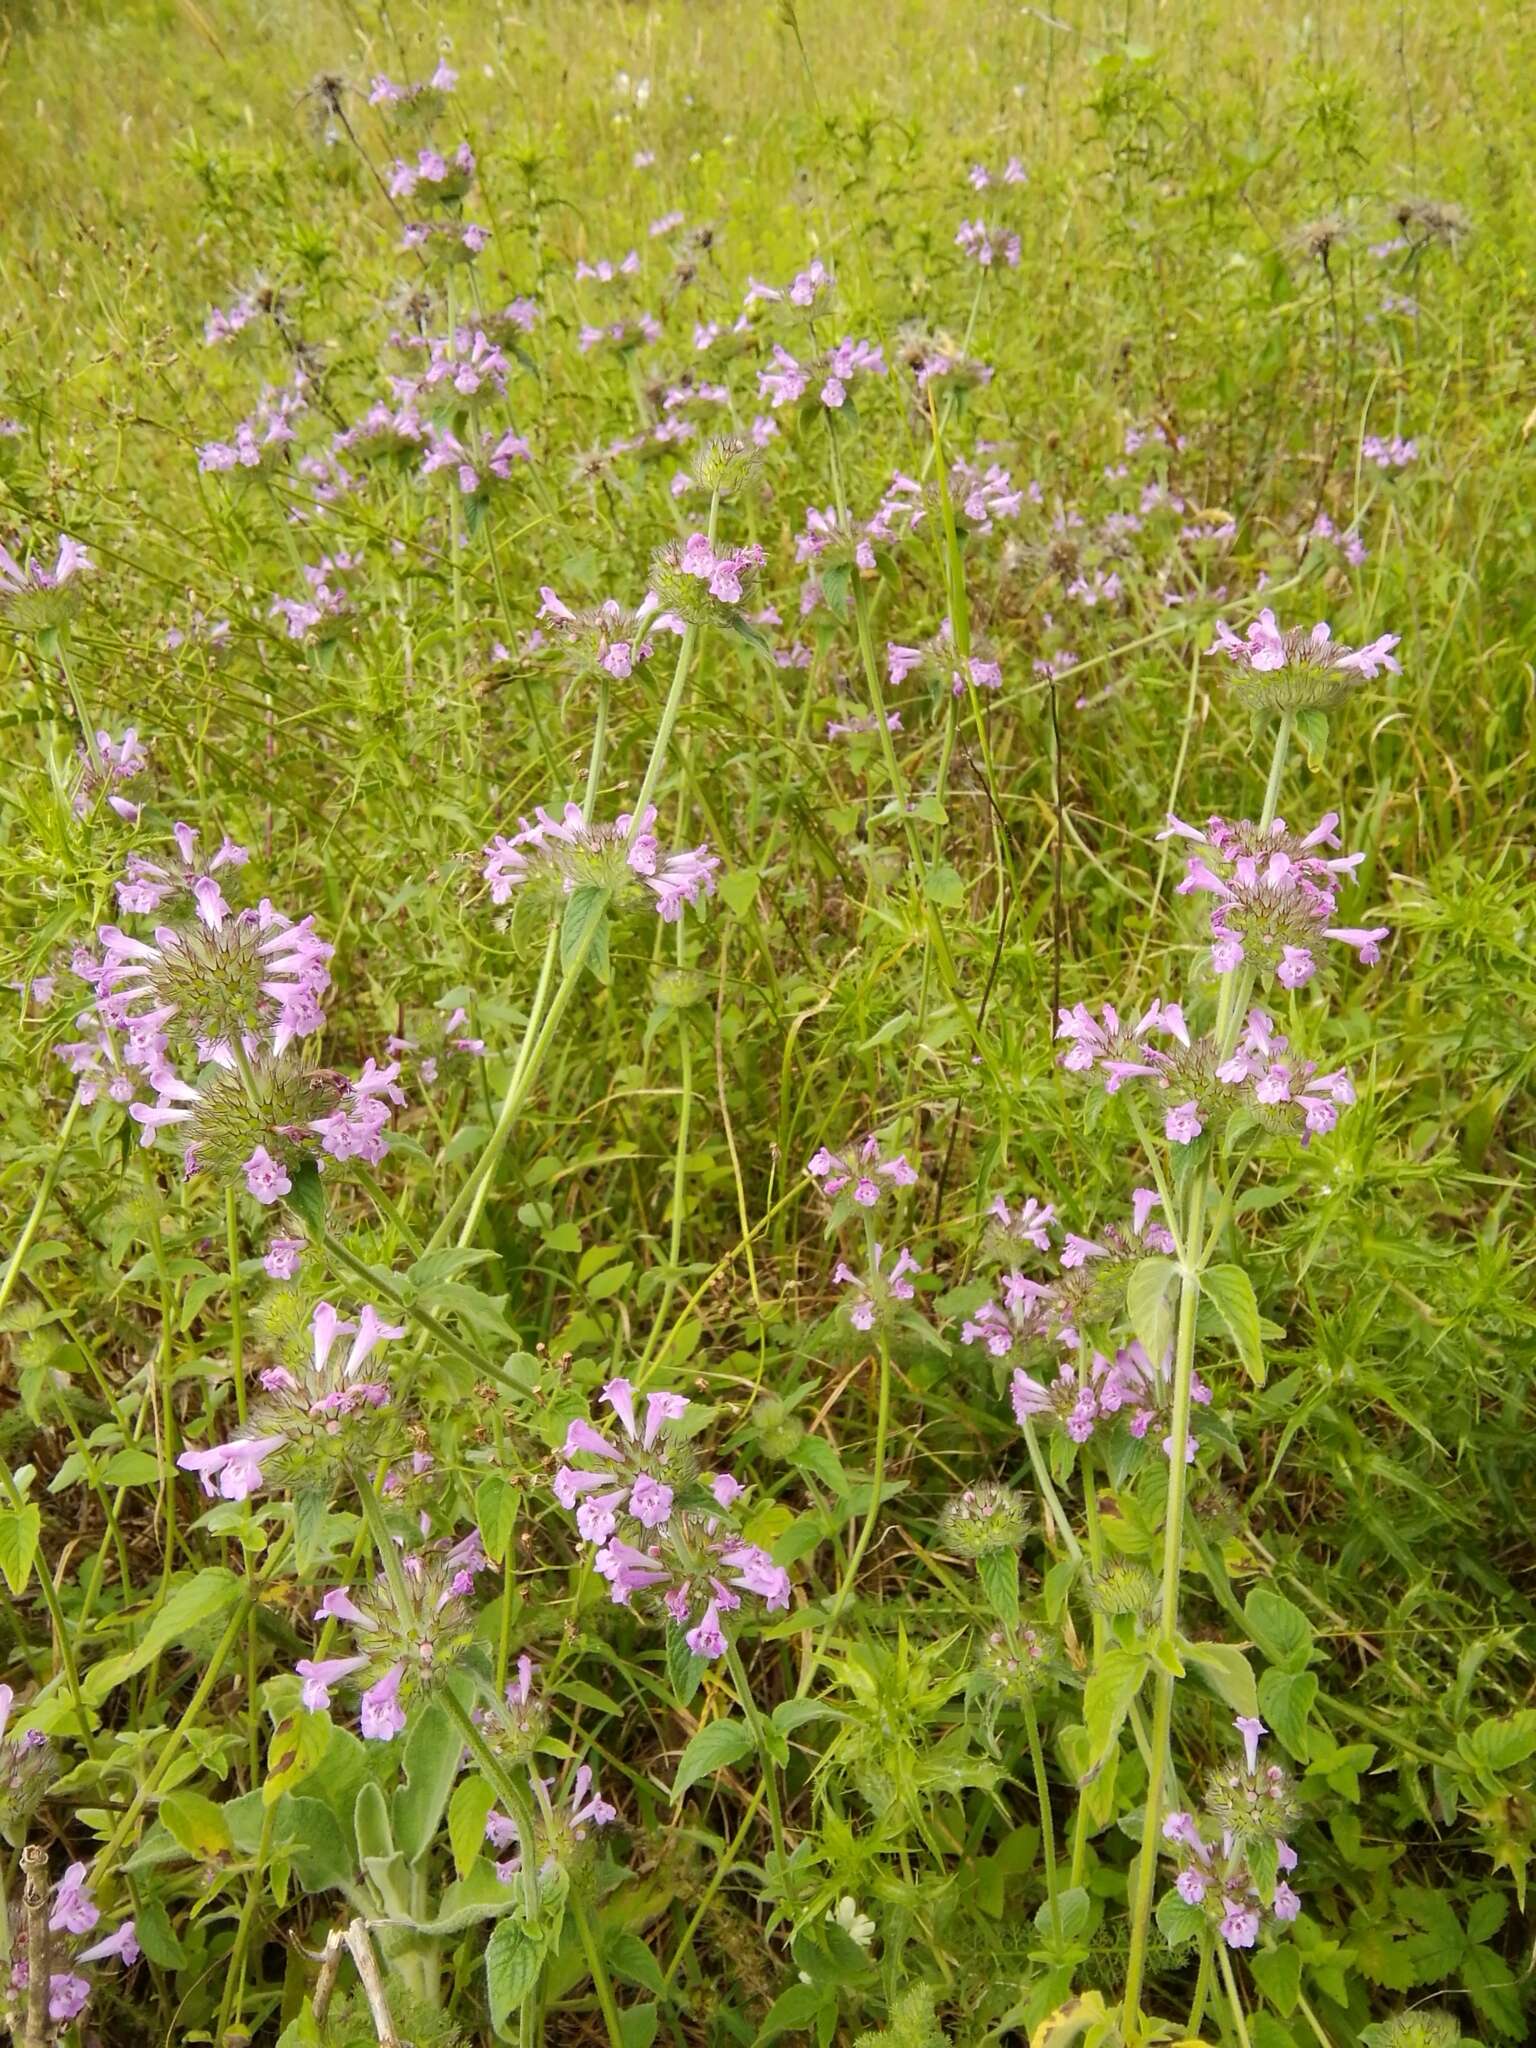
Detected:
[{"left": 0, "top": 3, "right": 1533, "bottom": 2046}]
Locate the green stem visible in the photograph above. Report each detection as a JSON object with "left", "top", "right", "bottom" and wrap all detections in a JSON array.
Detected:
[
  {"left": 795, "top": 1312, "right": 891, "bottom": 1698},
  {"left": 437, "top": 1690, "right": 543, "bottom": 2047},
  {"left": 723, "top": 1638, "right": 788, "bottom": 1876},
  {"left": 1022, "top": 1690, "right": 1062, "bottom": 1942},
  {"left": 1120, "top": 1252, "right": 1202, "bottom": 2040},
  {"left": 572, "top": 1897, "right": 625, "bottom": 2048},
  {"left": 1216, "top": 1941, "right": 1255, "bottom": 2048},
  {"left": 656, "top": 1780, "right": 767, "bottom": 1990},
  {"left": 0, "top": 1091, "right": 84, "bottom": 1321},
  {"left": 1260, "top": 712, "right": 1294, "bottom": 831},
  {"left": 1186, "top": 1934, "right": 1213, "bottom": 2036}
]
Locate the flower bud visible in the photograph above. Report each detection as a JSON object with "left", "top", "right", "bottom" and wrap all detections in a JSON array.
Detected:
[{"left": 939, "top": 1483, "right": 1027, "bottom": 1558}]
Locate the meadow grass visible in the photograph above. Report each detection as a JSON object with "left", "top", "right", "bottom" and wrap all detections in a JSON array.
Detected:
[{"left": 0, "top": 3, "right": 1532, "bottom": 2045}]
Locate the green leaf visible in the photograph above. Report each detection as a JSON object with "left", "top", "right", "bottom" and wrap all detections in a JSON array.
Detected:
[
  {"left": 264, "top": 1709, "right": 333, "bottom": 1808},
  {"left": 561, "top": 883, "right": 611, "bottom": 984},
  {"left": 1202, "top": 1262, "right": 1266, "bottom": 1383},
  {"left": 617, "top": 2006, "right": 659, "bottom": 2048},
  {"left": 393, "top": 1699, "right": 463, "bottom": 1864},
  {"left": 606, "top": 1931, "right": 665, "bottom": 1995},
  {"left": 922, "top": 859, "right": 967, "bottom": 909},
  {"left": 0, "top": 1502, "right": 40, "bottom": 1594},
  {"left": 666, "top": 1626, "right": 707, "bottom": 1707},
  {"left": 1082, "top": 1648, "right": 1147, "bottom": 1765},
  {"left": 1458, "top": 1709, "right": 1536, "bottom": 1778},
  {"left": 353, "top": 1780, "right": 395, "bottom": 1864},
  {"left": 428, "top": 1758, "right": 487, "bottom": 1875},
  {"left": 791, "top": 1434, "right": 849, "bottom": 1496},
  {"left": 1126, "top": 1255, "right": 1179, "bottom": 1365},
  {"left": 1182, "top": 1638, "right": 1259, "bottom": 1717},
  {"left": 719, "top": 867, "right": 761, "bottom": 916},
  {"left": 976, "top": 1547, "right": 1020, "bottom": 1631},
  {"left": 131, "top": 1894, "right": 188, "bottom": 1970},
  {"left": 1250, "top": 1942, "right": 1302, "bottom": 2015},
  {"left": 1258, "top": 1668, "right": 1318, "bottom": 1759},
  {"left": 82, "top": 1566, "right": 242, "bottom": 1703},
  {"left": 1035, "top": 1884, "right": 1091, "bottom": 1942},
  {"left": 160, "top": 1790, "right": 233, "bottom": 1860},
  {"left": 476, "top": 1474, "right": 519, "bottom": 1564},
  {"left": 283, "top": 1158, "right": 326, "bottom": 1235},
  {"left": 1293, "top": 708, "right": 1329, "bottom": 770},
  {"left": 1244, "top": 1588, "right": 1314, "bottom": 1672},
  {"left": 486, "top": 1919, "right": 545, "bottom": 2036},
  {"left": 753, "top": 1980, "right": 827, "bottom": 2045},
  {"left": 672, "top": 1716, "right": 754, "bottom": 1798},
  {"left": 100, "top": 1447, "right": 163, "bottom": 1485},
  {"left": 274, "top": 1793, "right": 354, "bottom": 1893}
]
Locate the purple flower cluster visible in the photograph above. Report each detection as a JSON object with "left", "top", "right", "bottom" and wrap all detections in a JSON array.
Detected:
[
  {"left": 758, "top": 337, "right": 885, "bottom": 410},
  {"left": 485, "top": 1762, "right": 617, "bottom": 1884},
  {"left": 176, "top": 1300, "right": 405, "bottom": 1501},
  {"left": 554, "top": 1379, "right": 790, "bottom": 1659},
  {"left": 6, "top": 1857, "right": 138, "bottom": 2027},
  {"left": 1055, "top": 998, "right": 1357, "bottom": 1145},
  {"left": 1009, "top": 1340, "right": 1212, "bottom": 1460},
  {"left": 955, "top": 218, "right": 1021, "bottom": 268},
  {"left": 1163, "top": 1719, "right": 1302, "bottom": 1949},
  {"left": 960, "top": 1188, "right": 1175, "bottom": 1354},
  {"left": 833, "top": 1242, "right": 921, "bottom": 1332},
  {"left": 295, "top": 1533, "right": 489, "bottom": 1739},
  {"left": 0, "top": 532, "right": 91, "bottom": 630},
  {"left": 806, "top": 1134, "right": 918, "bottom": 1208},
  {"left": 197, "top": 374, "right": 307, "bottom": 475},
  {"left": 387, "top": 141, "right": 475, "bottom": 203},
  {"left": 1160, "top": 811, "right": 1389, "bottom": 985},
  {"left": 483, "top": 801, "right": 719, "bottom": 925}
]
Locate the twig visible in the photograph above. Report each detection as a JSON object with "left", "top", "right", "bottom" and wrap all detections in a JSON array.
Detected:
[
  {"left": 343, "top": 1918, "right": 402, "bottom": 2047},
  {"left": 21, "top": 1847, "right": 49, "bottom": 2048}
]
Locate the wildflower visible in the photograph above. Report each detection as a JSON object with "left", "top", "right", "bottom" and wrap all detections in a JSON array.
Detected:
[
  {"left": 939, "top": 1483, "right": 1028, "bottom": 1557},
  {"left": 269, "top": 554, "right": 358, "bottom": 643},
  {"left": 806, "top": 1134, "right": 919, "bottom": 1209},
  {"left": 197, "top": 374, "right": 307, "bottom": 477},
  {"left": 1160, "top": 811, "right": 1388, "bottom": 984},
  {"left": 575, "top": 250, "right": 640, "bottom": 282},
  {"left": 985, "top": 1195, "right": 1056, "bottom": 1257},
  {"left": 1361, "top": 432, "right": 1417, "bottom": 469},
  {"left": 1094, "top": 1341, "right": 1212, "bottom": 1459},
  {"left": 48, "top": 1866, "right": 98, "bottom": 1938},
  {"left": 483, "top": 802, "right": 719, "bottom": 925},
  {"left": 476, "top": 1655, "right": 549, "bottom": 1761},
  {"left": 95, "top": 889, "right": 332, "bottom": 1060},
  {"left": 178, "top": 1300, "right": 407, "bottom": 1506},
  {"left": 979, "top": 1624, "right": 1054, "bottom": 1702},
  {"left": 387, "top": 142, "right": 475, "bottom": 203},
  {"left": 552, "top": 1378, "right": 737, "bottom": 1541},
  {"left": 204, "top": 293, "right": 258, "bottom": 345},
  {"left": 401, "top": 218, "right": 492, "bottom": 265},
  {"left": 296, "top": 1536, "right": 487, "bottom": 1740},
  {"left": 487, "top": 1765, "right": 616, "bottom": 1884},
  {"left": 963, "top": 1192, "right": 1175, "bottom": 1357},
  {"left": 1055, "top": 998, "right": 1190, "bottom": 1091},
  {"left": 758, "top": 338, "right": 884, "bottom": 411},
  {"left": 0, "top": 533, "right": 92, "bottom": 632},
  {"left": 0, "top": 1685, "right": 55, "bottom": 1834},
  {"left": 649, "top": 530, "right": 766, "bottom": 624},
  {"left": 263, "top": 1236, "right": 305, "bottom": 1280},
  {"left": 533, "top": 585, "right": 677, "bottom": 683},
  {"left": 832, "top": 1242, "right": 921, "bottom": 1332},
  {"left": 955, "top": 218, "right": 1021, "bottom": 267},
  {"left": 1208, "top": 606, "right": 1400, "bottom": 712}
]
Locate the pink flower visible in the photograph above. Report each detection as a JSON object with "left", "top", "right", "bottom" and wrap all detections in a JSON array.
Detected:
[
  {"left": 49, "top": 1864, "right": 99, "bottom": 1935},
  {"left": 360, "top": 1663, "right": 407, "bottom": 1741},
  {"left": 296, "top": 1654, "right": 369, "bottom": 1712},
  {"left": 243, "top": 1145, "right": 292, "bottom": 1203}
]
